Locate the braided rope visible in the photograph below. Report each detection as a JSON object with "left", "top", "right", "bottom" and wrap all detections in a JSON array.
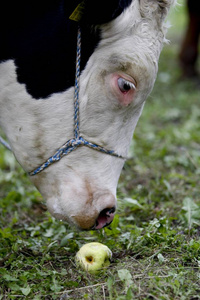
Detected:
[
  {"left": 0, "top": 136, "right": 11, "bottom": 151},
  {"left": 0, "top": 25, "right": 125, "bottom": 176},
  {"left": 74, "top": 26, "right": 81, "bottom": 139},
  {"left": 29, "top": 136, "right": 124, "bottom": 176}
]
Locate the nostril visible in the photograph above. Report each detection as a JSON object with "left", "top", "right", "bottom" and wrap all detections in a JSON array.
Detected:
[
  {"left": 107, "top": 207, "right": 116, "bottom": 215},
  {"left": 100, "top": 207, "right": 116, "bottom": 219},
  {"left": 94, "top": 206, "right": 116, "bottom": 230}
]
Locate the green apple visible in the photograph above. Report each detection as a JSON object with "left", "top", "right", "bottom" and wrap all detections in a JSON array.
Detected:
[{"left": 75, "top": 242, "right": 112, "bottom": 274}]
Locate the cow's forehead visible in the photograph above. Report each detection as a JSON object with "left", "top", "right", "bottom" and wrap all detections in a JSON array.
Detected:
[{"left": 0, "top": 0, "right": 168, "bottom": 100}]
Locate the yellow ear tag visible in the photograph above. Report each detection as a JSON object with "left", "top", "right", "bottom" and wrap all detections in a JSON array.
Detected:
[{"left": 69, "top": 1, "right": 85, "bottom": 22}]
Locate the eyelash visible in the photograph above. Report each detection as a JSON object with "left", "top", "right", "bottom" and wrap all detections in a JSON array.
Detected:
[{"left": 117, "top": 77, "right": 136, "bottom": 93}]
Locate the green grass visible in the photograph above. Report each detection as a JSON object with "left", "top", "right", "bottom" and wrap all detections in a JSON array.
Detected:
[{"left": 1, "top": 2, "right": 200, "bottom": 299}]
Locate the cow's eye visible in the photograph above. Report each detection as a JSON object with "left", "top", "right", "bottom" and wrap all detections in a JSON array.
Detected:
[{"left": 117, "top": 78, "right": 136, "bottom": 93}]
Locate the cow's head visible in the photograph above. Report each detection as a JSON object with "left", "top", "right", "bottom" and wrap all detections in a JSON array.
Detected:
[{"left": 0, "top": 0, "right": 175, "bottom": 229}]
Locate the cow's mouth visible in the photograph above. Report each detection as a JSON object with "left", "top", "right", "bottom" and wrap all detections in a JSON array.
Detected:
[{"left": 93, "top": 207, "right": 116, "bottom": 230}]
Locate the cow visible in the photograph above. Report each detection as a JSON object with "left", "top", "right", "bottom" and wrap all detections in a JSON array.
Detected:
[{"left": 0, "top": 0, "right": 175, "bottom": 230}]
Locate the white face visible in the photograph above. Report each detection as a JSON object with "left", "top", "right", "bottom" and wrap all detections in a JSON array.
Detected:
[{"left": 0, "top": 0, "right": 174, "bottom": 229}]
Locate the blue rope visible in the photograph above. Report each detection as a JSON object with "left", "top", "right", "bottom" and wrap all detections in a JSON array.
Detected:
[
  {"left": 0, "top": 26, "right": 125, "bottom": 176},
  {"left": 74, "top": 26, "right": 81, "bottom": 139},
  {"left": 29, "top": 136, "right": 124, "bottom": 176},
  {"left": 0, "top": 136, "right": 11, "bottom": 151}
]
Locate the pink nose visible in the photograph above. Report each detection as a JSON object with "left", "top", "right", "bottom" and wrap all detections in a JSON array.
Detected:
[{"left": 94, "top": 207, "right": 116, "bottom": 230}]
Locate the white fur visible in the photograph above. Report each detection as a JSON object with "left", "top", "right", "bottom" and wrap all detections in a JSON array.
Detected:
[{"left": 0, "top": 0, "right": 174, "bottom": 229}]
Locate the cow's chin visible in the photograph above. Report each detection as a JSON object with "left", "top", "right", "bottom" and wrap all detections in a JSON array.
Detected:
[{"left": 46, "top": 192, "right": 117, "bottom": 231}]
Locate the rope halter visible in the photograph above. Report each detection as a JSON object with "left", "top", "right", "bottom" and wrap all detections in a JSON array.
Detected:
[{"left": 0, "top": 26, "right": 125, "bottom": 176}]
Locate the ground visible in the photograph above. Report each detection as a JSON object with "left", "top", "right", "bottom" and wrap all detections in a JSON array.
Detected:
[{"left": 0, "top": 1, "right": 200, "bottom": 299}]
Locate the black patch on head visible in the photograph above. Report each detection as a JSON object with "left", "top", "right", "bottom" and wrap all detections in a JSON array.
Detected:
[
  {"left": 0, "top": 0, "right": 132, "bottom": 99},
  {"left": 80, "top": 0, "right": 132, "bottom": 24}
]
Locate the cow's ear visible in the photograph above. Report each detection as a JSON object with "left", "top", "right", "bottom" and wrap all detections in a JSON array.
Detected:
[{"left": 139, "top": 0, "right": 176, "bottom": 25}]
